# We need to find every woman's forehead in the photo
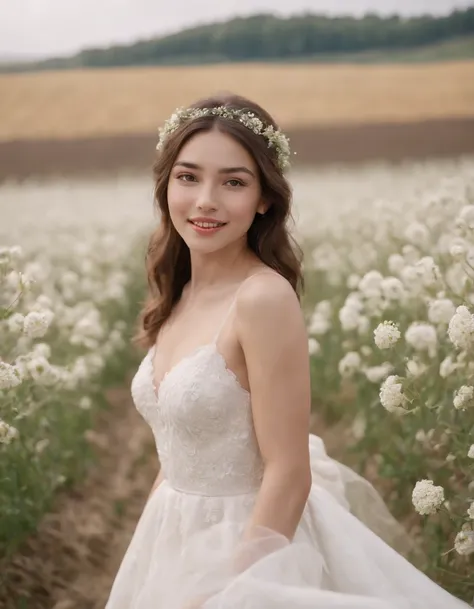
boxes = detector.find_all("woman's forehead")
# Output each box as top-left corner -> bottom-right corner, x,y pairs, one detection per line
176,129 -> 256,170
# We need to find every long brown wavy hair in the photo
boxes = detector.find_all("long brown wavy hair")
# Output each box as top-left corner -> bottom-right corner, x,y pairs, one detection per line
136,92 -> 303,349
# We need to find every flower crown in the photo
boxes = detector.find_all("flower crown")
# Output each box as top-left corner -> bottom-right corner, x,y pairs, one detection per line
156,106 -> 292,171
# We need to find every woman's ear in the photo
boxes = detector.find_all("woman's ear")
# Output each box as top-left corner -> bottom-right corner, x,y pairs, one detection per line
256,199 -> 270,215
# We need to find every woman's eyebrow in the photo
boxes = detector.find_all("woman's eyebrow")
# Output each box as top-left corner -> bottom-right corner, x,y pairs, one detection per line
219,166 -> 255,178
174,161 -> 255,178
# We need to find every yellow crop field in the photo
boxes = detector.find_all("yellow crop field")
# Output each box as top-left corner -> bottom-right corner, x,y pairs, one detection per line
1,61 -> 474,141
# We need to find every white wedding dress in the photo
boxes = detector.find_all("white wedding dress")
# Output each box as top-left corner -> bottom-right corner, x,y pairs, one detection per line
105,277 -> 469,609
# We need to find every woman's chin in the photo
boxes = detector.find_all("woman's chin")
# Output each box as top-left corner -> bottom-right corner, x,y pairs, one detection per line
179,224 -> 249,256
183,236 -> 228,255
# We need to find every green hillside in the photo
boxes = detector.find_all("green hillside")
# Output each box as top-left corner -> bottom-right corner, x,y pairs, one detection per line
293,34 -> 474,64
3,8 -> 474,72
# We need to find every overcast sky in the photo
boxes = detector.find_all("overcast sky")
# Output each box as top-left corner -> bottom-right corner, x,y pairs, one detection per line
0,0 -> 472,59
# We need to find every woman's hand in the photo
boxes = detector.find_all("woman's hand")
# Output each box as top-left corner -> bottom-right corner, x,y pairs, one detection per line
181,593 -> 213,609
181,601 -> 203,609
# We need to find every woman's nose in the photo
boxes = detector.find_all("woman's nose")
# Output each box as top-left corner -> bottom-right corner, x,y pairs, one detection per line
196,187 -> 218,212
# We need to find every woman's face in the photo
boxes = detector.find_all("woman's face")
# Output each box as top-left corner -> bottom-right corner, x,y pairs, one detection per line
167,128 -> 267,254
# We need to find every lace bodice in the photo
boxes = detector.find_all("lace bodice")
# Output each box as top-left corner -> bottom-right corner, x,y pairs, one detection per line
131,343 -> 264,496
130,273 -> 276,497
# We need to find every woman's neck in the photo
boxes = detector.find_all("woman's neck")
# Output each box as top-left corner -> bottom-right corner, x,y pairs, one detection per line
187,248 -> 256,295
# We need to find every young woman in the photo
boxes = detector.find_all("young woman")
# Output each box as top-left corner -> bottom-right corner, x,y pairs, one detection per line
105,94 -> 468,608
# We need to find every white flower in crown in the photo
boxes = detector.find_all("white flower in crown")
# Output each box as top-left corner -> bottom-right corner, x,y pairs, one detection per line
156,106 -> 292,171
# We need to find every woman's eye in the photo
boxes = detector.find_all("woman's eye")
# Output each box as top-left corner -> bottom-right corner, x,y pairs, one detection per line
227,179 -> 244,187
178,174 -> 196,182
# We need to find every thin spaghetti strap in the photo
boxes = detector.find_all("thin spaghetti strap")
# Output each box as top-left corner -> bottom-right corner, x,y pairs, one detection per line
212,269 -> 277,343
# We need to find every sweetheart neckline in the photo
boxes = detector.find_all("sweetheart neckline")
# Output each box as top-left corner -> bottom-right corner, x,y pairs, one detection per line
147,343 -> 251,401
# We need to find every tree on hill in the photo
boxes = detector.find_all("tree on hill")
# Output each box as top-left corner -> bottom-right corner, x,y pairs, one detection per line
5,8 -> 474,71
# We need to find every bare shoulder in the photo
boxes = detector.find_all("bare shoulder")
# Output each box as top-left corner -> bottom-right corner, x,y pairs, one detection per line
235,270 -> 302,329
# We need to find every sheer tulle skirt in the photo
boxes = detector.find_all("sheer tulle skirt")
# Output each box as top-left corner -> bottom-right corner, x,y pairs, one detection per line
105,435 -> 468,608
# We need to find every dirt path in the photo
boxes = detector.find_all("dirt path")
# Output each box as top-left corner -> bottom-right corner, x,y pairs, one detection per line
0,392 -> 363,609
0,384 -> 158,609
2,118 -> 474,181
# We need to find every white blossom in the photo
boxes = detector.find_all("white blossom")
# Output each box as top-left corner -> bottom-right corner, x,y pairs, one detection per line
403,245 -> 421,264
5,270 -> 34,292
468,445 -> 474,459
412,479 -> 445,515
387,253 -> 405,275
315,300 -> 332,317
308,312 -> 330,335
445,263 -> 468,296
351,414 -> 366,440
108,329 -> 125,349
71,357 -> 90,383
23,261 -> 47,283
364,294 -> 385,317
6,313 -> 25,333
0,362 -> 22,390
364,362 -> 393,383
456,205 -> 474,230
13,354 -> 31,380
453,385 -> 474,410
79,397 -> 92,410
0,420 -> 19,444
33,294 -> 54,311
467,502 -> 474,520
373,321 -> 401,349
404,222 -> 430,247
339,305 -> 361,331
357,316 -> 370,335
4,270 -> 21,292
107,280 -> 129,303
406,359 -> 427,378
380,277 -> 406,301
449,242 -> 467,259
400,265 -> 424,296
35,438 -> 50,454
439,355 -> 460,378
61,271 -> 80,289
33,343 -> 52,359
71,310 -> 104,342
414,256 -> 440,288
338,351 -> 361,378
345,292 -> 364,312
466,246 -> 474,268
405,322 -> 437,357
454,526 -> 474,556
311,244 -> 340,273
308,338 -> 321,356
379,375 -> 407,414
85,353 -> 105,374
346,274 -> 360,290
427,299 -> 455,325
8,245 -> 23,261
448,306 -> 474,349
358,271 -> 383,297
23,310 -> 53,338
27,357 -> 59,386
415,429 -> 427,443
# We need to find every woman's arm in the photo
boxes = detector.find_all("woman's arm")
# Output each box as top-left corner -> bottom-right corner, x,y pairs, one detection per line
147,468 -> 165,501
181,275 -> 312,606
236,273 -> 312,544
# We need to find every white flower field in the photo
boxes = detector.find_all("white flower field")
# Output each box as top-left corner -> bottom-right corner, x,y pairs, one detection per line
1,155 -> 473,599
0,174 -> 153,557
302,156 -> 474,598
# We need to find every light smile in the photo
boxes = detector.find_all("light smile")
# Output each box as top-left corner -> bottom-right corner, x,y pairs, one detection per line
189,220 -> 226,228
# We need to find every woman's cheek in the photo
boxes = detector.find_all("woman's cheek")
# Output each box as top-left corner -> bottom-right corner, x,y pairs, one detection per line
168,187 -> 190,221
